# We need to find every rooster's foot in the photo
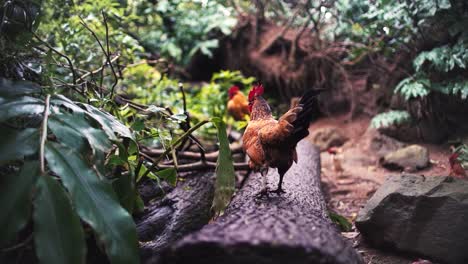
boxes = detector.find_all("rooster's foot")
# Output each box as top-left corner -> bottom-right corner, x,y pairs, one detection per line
270,187 -> 286,195
255,188 -> 270,199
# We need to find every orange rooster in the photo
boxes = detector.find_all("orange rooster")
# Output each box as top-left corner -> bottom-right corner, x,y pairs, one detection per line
449,152 -> 466,178
227,85 -> 250,121
242,84 -> 321,196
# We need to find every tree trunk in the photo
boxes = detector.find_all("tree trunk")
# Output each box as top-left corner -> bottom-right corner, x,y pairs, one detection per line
137,172 -> 215,263
159,140 -> 363,264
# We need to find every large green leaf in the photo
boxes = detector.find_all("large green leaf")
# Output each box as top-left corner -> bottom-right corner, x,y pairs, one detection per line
211,118 -> 235,215
0,161 -> 39,246
50,95 -> 87,115
155,168 -> 177,186
0,78 -> 42,98
80,103 -> 134,140
33,175 -> 86,264
48,112 -> 112,157
0,96 -> 44,123
45,142 -> 139,264
0,127 -> 39,165
112,171 -> 136,213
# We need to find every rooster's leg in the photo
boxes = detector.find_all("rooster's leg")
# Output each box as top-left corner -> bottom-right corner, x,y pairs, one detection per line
272,169 -> 286,194
255,168 -> 269,198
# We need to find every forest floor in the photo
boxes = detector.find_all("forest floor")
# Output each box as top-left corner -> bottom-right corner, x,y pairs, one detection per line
309,114 -> 451,264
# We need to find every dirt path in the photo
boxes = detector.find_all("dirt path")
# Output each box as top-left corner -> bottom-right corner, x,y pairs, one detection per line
308,114 -> 452,264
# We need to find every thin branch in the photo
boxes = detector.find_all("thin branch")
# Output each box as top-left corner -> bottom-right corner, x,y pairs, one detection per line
142,120 -> 210,178
40,95 -> 51,175
0,234 -> 33,253
33,32 -> 77,85
157,161 -> 250,172
79,15 -> 119,98
141,144 -> 244,161
102,11 -> 119,97
77,54 -> 120,82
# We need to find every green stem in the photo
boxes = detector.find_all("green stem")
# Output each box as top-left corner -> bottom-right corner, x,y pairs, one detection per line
142,120 -> 210,179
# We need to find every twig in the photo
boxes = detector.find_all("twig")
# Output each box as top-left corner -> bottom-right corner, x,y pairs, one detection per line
0,235 -> 33,252
141,144 -> 244,161
77,54 -> 120,82
32,33 -> 77,85
102,11 -> 119,97
79,15 -> 119,98
177,82 -> 191,151
142,120 -> 210,178
40,95 -> 51,174
157,161 -> 250,172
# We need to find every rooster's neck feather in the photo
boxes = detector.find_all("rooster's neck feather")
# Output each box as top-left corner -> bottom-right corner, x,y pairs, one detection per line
250,97 -> 272,120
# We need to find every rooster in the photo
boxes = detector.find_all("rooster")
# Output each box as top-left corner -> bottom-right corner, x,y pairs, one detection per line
242,84 -> 321,196
449,152 -> 466,178
227,85 -> 250,121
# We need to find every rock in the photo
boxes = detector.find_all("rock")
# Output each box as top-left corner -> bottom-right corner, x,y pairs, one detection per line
380,145 -> 429,171
356,174 -> 468,264
310,127 -> 348,151
361,128 -> 406,158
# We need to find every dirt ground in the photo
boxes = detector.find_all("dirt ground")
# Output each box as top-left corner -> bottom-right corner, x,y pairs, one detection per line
309,114 -> 452,264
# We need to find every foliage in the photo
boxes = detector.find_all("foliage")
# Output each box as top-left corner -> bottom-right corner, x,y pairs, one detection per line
138,0 -> 237,64
454,144 -> 468,168
211,117 -> 235,215
328,211 -> 352,232
370,110 -> 411,129
394,76 -> 430,100
0,80 -> 139,264
123,69 -> 255,139
335,0 -> 454,55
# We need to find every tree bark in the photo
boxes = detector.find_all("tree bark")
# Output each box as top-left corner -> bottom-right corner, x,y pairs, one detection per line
137,172 -> 215,263
159,140 -> 363,264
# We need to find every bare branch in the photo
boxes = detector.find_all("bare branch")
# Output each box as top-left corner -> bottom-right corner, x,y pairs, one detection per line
157,161 -> 250,172
33,32 -> 77,85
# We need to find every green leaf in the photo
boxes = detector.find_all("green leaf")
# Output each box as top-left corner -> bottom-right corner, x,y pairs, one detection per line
34,175 -> 86,264
112,171 -> 137,213
0,127 -> 39,165
156,168 -> 177,186
211,119 -> 235,215
131,119 -> 145,132
0,96 -> 44,123
371,110 -> 411,128
48,112 -> 112,157
45,142 -> 139,264
0,78 -> 42,98
329,211 -> 352,232
145,105 -> 168,114
170,113 -> 187,122
0,161 -> 39,246
80,103 -> 134,140
51,95 -> 87,115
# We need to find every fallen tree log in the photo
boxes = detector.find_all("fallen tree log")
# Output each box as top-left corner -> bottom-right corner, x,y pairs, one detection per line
159,140 -> 363,264
137,172 -> 215,263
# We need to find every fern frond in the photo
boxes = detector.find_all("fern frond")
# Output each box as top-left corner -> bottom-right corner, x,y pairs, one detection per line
371,110 -> 411,129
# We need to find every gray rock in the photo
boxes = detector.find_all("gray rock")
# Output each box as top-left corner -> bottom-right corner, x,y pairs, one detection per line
361,128 -> 406,157
310,127 -> 348,151
381,145 -> 429,171
356,174 -> 468,264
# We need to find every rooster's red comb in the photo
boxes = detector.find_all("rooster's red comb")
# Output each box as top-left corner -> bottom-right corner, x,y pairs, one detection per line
228,85 -> 240,94
248,84 -> 264,101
